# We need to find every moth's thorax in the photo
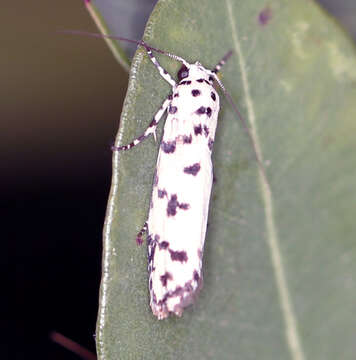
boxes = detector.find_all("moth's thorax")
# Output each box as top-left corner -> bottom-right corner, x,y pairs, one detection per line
180,62 -> 213,83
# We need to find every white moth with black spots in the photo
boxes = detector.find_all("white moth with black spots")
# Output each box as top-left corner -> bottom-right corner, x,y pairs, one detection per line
113,42 -> 232,319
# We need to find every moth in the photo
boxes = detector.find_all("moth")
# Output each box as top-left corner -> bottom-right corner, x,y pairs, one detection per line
60,30 -> 263,319
113,41 -> 232,319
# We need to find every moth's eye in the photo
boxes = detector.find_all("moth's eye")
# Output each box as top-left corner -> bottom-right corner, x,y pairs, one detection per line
177,65 -> 189,81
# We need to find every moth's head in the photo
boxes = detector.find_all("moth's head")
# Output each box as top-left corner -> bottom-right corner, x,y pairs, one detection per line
177,62 -> 213,83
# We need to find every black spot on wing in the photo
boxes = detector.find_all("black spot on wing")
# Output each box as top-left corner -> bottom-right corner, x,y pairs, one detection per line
208,138 -> 214,151
206,107 -> 212,117
172,286 -> 184,297
153,170 -> 159,187
167,194 -> 178,216
152,291 -> 157,305
148,238 -> 156,264
178,203 -> 189,210
183,163 -> 201,176
169,249 -> 188,262
180,80 -> 192,85
197,249 -> 203,259
193,270 -> 200,282
159,241 -> 169,249
191,89 -> 201,97
169,105 -> 177,114
161,140 -> 176,154
184,281 -> 193,293
160,272 -> 173,286
196,106 -> 206,115
197,78 -> 204,83
174,93 -> 179,98
203,125 -> 209,137
194,124 -> 202,136
211,92 -> 216,101
167,194 -> 189,216
183,134 -> 192,144
158,189 -> 167,198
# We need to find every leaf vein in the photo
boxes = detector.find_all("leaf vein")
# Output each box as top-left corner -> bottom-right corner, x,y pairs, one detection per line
225,1 -> 305,359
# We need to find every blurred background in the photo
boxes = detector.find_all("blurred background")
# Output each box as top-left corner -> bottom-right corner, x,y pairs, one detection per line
7,1 -> 355,359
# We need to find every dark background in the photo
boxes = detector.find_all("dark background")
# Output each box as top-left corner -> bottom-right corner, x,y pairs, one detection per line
7,1 -> 355,359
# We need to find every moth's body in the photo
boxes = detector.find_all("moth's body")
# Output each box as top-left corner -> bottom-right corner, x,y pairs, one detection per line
114,46 -> 230,319
147,65 -> 220,319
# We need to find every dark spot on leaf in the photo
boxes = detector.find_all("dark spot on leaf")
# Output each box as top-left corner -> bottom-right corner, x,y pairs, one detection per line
258,7 -> 272,25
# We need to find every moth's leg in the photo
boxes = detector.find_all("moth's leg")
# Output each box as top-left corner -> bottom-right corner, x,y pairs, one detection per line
144,47 -> 176,87
136,222 -> 148,245
112,96 -> 170,151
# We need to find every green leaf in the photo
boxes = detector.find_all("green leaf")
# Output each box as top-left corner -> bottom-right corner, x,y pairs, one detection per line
84,0 -> 131,71
96,0 -> 356,359
86,0 -> 156,64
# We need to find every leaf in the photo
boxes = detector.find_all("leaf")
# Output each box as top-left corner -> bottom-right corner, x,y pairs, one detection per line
87,0 -> 157,62
96,0 -> 356,359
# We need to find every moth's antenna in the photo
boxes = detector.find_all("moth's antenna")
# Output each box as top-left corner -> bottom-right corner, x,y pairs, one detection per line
58,30 -> 158,53
58,30 -> 193,67
212,50 -> 233,74
58,30 -> 176,58
213,73 -> 267,180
